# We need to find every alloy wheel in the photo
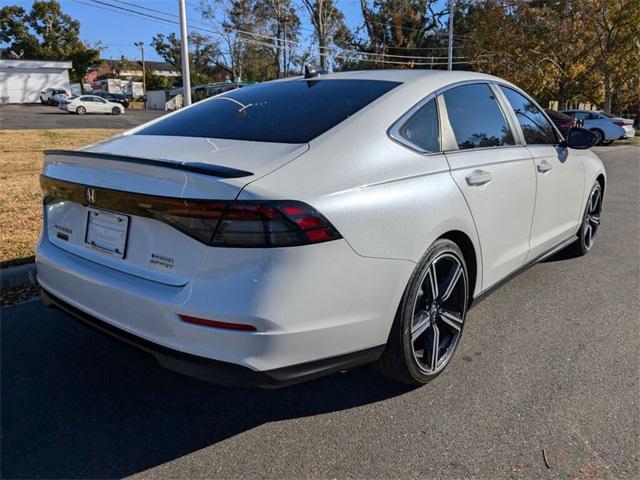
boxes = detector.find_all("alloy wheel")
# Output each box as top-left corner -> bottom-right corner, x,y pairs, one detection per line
583,184 -> 602,250
410,252 -> 468,374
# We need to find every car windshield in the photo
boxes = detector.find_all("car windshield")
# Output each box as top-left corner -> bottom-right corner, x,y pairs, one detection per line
135,79 -> 401,143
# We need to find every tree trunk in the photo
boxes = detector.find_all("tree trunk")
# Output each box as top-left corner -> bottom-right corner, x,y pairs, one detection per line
603,69 -> 612,113
274,23 -> 282,78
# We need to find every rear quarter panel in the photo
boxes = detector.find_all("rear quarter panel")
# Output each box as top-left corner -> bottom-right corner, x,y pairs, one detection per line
240,93 -> 483,297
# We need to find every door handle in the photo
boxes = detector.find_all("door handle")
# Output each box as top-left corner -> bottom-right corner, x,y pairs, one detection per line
465,170 -> 492,187
537,161 -> 553,173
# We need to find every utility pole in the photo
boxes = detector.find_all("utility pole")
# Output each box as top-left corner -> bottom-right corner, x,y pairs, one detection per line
447,0 -> 454,71
178,0 -> 192,106
134,41 -> 146,108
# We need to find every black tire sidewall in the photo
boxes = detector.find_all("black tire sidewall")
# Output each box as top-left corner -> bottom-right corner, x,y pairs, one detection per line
399,239 -> 469,384
591,129 -> 604,145
577,183 -> 602,254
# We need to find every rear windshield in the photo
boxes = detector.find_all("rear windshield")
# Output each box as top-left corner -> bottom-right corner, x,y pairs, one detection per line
136,79 -> 401,143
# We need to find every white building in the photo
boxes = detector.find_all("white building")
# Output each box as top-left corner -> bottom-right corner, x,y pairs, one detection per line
0,59 -> 72,103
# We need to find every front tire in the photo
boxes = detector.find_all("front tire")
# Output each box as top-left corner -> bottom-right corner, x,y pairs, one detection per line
377,239 -> 469,385
112,107 -> 121,115
567,182 -> 603,257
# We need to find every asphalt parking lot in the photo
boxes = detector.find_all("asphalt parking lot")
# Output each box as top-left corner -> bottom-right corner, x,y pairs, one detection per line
0,103 -> 167,129
1,145 -> 638,479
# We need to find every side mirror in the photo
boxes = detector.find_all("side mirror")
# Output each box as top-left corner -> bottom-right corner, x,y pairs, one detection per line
560,127 -> 597,150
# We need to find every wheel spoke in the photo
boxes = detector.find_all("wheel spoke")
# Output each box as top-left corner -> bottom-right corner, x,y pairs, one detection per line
585,224 -> 592,247
439,309 -> 463,333
428,325 -> 440,371
427,263 -> 438,300
441,262 -> 462,302
590,215 -> 600,226
411,312 -> 430,341
590,189 -> 601,213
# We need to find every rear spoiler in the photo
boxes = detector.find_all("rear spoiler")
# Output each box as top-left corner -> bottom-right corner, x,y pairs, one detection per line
45,149 -> 253,179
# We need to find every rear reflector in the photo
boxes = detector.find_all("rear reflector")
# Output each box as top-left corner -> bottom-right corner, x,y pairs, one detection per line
179,314 -> 257,331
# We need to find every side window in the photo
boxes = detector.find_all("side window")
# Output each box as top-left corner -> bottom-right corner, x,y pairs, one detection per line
397,98 -> 440,152
79,96 -> 92,102
442,83 -> 514,150
499,86 -> 558,145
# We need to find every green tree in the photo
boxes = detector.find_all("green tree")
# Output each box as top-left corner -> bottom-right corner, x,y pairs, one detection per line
0,1 -> 100,85
151,31 -> 224,85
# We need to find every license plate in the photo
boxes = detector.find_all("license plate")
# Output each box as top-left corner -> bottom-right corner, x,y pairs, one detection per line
85,208 -> 129,259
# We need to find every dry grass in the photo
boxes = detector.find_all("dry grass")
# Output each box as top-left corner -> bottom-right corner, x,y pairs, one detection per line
0,129 -> 122,263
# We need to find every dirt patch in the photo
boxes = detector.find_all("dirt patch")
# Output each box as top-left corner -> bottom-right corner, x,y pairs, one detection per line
0,129 -> 122,262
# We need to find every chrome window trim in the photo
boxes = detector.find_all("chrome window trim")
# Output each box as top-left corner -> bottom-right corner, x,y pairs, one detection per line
387,78 -> 564,156
387,93 -> 443,155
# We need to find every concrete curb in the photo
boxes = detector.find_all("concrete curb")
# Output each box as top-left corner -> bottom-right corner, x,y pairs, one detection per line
1,262 -> 37,289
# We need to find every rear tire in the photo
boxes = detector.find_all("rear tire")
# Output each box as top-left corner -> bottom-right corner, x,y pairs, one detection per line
76,106 -> 86,115
376,239 -> 469,385
590,128 -> 605,145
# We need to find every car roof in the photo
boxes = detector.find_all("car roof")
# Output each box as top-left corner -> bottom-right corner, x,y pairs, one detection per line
282,69 -> 506,87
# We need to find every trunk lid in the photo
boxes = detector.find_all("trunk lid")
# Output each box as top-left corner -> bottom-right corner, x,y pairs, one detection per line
42,135 -> 308,286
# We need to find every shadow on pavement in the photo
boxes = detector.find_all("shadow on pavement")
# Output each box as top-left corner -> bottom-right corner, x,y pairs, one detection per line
1,301 -> 410,479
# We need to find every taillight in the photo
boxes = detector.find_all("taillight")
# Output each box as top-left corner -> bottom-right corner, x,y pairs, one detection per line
155,199 -> 341,247
40,176 -> 340,248
612,121 -> 625,127
209,200 -> 341,247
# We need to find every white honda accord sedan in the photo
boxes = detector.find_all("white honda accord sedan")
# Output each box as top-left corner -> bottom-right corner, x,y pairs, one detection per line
37,69 -> 605,387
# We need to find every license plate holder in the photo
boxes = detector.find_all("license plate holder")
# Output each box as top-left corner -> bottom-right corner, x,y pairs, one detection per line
85,208 -> 129,259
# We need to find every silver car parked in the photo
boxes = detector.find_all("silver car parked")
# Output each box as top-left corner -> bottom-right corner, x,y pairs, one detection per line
38,70 -> 605,387
561,109 -> 632,145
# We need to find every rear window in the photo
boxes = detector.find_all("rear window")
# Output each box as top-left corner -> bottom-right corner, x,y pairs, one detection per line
136,79 -> 401,143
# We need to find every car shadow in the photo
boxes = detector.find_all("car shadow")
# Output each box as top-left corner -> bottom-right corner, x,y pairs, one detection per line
1,302 -> 411,479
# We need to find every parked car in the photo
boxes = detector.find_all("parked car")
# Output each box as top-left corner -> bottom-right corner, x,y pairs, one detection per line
94,91 -> 130,108
59,95 -> 125,115
545,109 -> 576,137
597,111 -> 636,139
40,88 -> 69,105
560,109 -> 628,145
38,70 -> 604,387
50,92 -> 70,105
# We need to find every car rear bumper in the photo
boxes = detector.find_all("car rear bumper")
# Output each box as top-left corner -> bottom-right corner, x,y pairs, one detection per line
40,288 -> 384,387
36,233 -> 412,384
622,126 -> 636,138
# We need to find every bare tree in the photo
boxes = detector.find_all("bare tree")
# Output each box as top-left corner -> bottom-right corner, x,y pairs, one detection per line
301,0 -> 348,69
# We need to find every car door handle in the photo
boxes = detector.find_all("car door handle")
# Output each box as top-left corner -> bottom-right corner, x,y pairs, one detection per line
537,161 -> 553,173
465,170 -> 493,187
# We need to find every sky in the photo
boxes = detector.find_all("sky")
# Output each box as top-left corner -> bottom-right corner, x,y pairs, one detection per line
7,0 -> 377,62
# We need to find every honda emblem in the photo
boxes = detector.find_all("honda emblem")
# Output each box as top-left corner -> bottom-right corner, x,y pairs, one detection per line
85,187 -> 96,205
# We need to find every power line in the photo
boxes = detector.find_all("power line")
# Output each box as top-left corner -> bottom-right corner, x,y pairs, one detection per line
76,0 -> 484,66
